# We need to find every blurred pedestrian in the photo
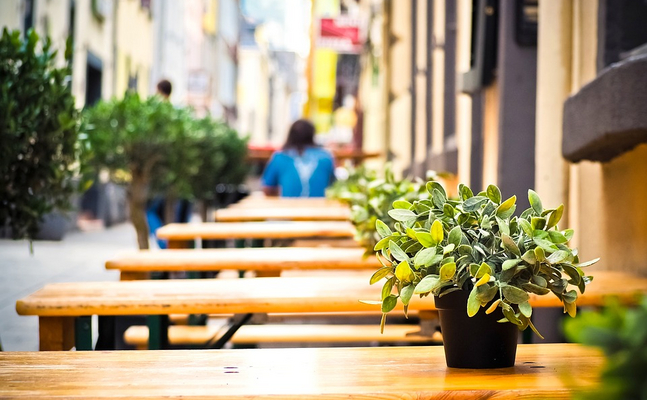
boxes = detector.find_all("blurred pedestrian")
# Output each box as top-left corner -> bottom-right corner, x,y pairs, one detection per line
146,79 -> 191,248
261,119 -> 335,197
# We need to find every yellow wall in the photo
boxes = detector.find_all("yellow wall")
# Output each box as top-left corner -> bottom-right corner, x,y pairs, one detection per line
115,0 -> 153,97
455,0 -> 473,185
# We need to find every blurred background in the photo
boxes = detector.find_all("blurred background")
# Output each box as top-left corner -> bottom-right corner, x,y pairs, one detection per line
2,0 -> 647,274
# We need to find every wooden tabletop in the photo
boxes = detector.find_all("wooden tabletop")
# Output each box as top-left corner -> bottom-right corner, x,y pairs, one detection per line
106,247 -> 379,272
232,197 -> 345,208
215,206 -> 351,222
0,344 -> 601,399
155,221 -> 356,240
16,271 -> 647,317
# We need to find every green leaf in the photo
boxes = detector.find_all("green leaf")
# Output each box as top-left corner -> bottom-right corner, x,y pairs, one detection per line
519,301 -> 532,318
534,247 -> 546,262
527,318 -> 544,339
564,300 -> 576,317
387,208 -> 417,223
381,278 -> 394,300
426,181 -> 447,199
576,258 -> 600,268
533,237 -> 558,253
469,263 -> 480,277
393,200 -> 413,209
414,248 -> 442,268
373,236 -> 391,251
563,229 -> 574,241
432,189 -> 446,208
440,262 -> 457,280
416,232 -> 434,248
414,275 -> 440,294
502,306 -> 522,326
521,250 -> 537,265
501,285 -> 530,304
459,183 -> 474,200
442,243 -> 455,255
467,286 -> 481,317
463,196 -> 489,212
531,216 -> 547,230
502,233 -> 521,256
381,295 -> 398,313
370,266 -> 391,285
496,195 -> 517,218
476,262 -> 492,279
518,219 -> 533,237
547,250 -> 570,264
400,285 -> 414,306
528,189 -> 543,215
389,241 -> 409,262
448,226 -> 462,247
487,184 -> 502,204
521,282 -> 550,295
375,220 -> 392,238
476,282 -> 497,302
548,231 -> 568,244
502,259 -> 522,271
563,289 -> 577,304
546,204 -> 564,229
394,260 -> 414,282
430,220 -> 444,245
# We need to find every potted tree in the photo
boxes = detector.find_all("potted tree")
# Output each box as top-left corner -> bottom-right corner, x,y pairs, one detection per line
370,182 -> 599,368
0,29 -> 82,244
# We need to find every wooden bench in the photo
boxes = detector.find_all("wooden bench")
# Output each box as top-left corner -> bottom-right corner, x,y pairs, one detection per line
0,344 -> 603,399
215,206 -> 351,222
123,324 -> 442,349
156,221 -> 356,248
232,197 -> 345,208
16,271 -> 647,350
106,247 -> 380,280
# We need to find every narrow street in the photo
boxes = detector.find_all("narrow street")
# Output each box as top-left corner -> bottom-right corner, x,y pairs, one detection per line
0,224 -> 138,351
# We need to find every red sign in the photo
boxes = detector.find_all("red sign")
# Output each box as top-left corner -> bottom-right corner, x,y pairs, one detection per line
317,17 -> 362,53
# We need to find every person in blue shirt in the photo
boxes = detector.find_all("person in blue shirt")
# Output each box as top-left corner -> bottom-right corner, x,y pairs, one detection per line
261,119 -> 335,197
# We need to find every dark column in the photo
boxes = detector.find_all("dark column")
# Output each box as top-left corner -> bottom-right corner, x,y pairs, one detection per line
495,0 -> 537,209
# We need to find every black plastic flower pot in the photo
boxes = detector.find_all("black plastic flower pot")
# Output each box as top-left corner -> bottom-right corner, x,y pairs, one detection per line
434,290 -> 519,368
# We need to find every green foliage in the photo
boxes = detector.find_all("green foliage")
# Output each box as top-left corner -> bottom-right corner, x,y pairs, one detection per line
371,182 -> 599,334
327,165 -> 432,253
564,298 -> 647,400
0,29 -> 81,241
80,93 -> 248,201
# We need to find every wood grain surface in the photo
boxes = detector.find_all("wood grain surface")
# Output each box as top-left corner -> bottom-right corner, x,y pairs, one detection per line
16,271 -> 647,317
0,344 -> 602,399
231,197 -> 345,208
214,206 -> 351,222
106,247 -> 379,272
155,221 -> 356,240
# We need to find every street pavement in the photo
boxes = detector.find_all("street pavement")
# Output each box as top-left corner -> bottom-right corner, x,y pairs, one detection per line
0,223 -> 138,351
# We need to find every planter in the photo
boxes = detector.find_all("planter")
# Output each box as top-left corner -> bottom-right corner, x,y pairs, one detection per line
434,289 -> 519,368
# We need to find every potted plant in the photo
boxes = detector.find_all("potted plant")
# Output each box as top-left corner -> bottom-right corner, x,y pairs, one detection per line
0,29 -> 82,244
370,181 -> 599,368
327,165 -> 437,253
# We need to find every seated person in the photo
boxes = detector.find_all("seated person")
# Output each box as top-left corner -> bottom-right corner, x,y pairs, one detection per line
261,119 -> 335,197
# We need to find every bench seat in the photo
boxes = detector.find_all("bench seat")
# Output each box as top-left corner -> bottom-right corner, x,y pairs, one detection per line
124,324 -> 441,349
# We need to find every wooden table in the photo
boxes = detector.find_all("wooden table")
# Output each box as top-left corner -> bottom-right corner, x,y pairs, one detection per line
214,206 -> 351,222
232,197 -> 345,208
156,221 -> 356,244
16,271 -> 647,350
106,247 -> 379,280
0,344 -> 602,399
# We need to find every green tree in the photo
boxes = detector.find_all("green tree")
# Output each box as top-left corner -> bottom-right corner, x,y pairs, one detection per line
81,94 -> 249,249
0,29 -> 81,242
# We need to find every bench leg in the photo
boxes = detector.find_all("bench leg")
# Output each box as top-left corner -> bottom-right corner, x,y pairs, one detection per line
209,313 -> 254,349
74,316 -> 93,350
39,317 -> 74,351
147,315 -> 170,350
120,271 -> 150,281
95,316 -> 117,350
